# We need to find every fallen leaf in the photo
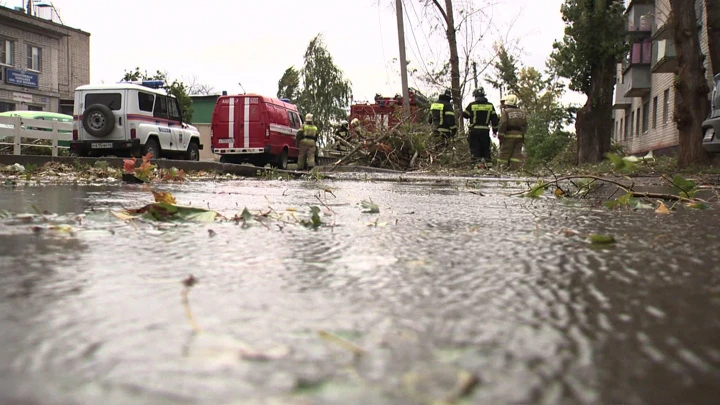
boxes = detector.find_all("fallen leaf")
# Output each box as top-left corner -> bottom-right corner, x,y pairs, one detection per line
152,190 -> 177,205
590,234 -> 616,244
655,201 -> 671,214
317,330 -> 365,356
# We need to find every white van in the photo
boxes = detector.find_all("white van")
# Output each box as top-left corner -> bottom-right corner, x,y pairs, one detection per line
70,81 -> 202,160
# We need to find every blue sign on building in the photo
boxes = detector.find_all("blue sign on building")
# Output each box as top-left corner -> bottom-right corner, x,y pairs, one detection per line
5,68 -> 39,88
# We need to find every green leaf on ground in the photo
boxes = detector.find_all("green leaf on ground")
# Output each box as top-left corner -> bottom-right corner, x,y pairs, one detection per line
523,181 -> 547,198
589,234 -> 616,244
301,206 -> 322,229
119,202 -> 219,222
671,174 -> 697,198
361,200 -> 380,213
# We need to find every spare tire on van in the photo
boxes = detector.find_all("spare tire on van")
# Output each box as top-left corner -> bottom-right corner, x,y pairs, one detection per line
82,104 -> 115,137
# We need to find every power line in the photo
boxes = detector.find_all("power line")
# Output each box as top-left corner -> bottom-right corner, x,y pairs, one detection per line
378,3 -> 392,91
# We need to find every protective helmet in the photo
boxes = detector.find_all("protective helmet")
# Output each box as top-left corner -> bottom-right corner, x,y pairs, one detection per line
340,120 -> 348,127
443,88 -> 452,98
472,87 -> 486,98
350,118 -> 360,127
502,94 -> 518,106
305,113 -> 314,122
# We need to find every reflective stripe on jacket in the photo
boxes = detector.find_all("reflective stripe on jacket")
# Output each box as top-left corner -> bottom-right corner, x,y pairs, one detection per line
301,124 -> 318,140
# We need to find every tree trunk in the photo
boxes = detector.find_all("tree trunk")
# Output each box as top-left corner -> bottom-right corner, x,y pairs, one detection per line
431,0 -> 462,132
706,0 -> 720,75
669,1 -> 710,167
444,0 -> 462,122
575,55 -> 616,164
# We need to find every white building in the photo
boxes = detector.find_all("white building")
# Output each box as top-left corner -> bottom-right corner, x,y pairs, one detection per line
613,0 -> 713,155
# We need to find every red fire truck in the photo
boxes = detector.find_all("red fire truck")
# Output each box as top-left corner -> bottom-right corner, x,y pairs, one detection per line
348,89 -> 428,133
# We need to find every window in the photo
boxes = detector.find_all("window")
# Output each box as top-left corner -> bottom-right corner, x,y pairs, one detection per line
168,98 -> 181,122
27,105 -> 43,111
663,89 -> 670,123
615,121 -> 619,141
154,96 -> 168,118
26,44 -> 41,71
86,93 -> 122,110
0,38 -> 13,66
636,108 -> 641,135
642,100 -> 649,133
288,111 -> 301,129
620,118 -> 624,140
138,92 -> 155,112
630,111 -> 635,137
652,96 -> 658,129
0,101 -> 16,112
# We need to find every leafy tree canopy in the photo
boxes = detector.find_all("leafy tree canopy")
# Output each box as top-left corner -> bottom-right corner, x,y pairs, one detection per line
122,68 -> 194,123
278,34 -> 351,143
550,0 -> 626,95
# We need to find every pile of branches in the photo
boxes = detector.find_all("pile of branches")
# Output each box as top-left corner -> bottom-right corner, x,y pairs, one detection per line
328,119 -> 473,171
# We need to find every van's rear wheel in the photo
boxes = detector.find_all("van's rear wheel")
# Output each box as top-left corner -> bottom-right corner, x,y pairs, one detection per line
274,149 -> 288,170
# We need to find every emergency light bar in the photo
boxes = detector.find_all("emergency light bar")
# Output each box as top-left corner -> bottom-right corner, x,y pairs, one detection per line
121,80 -> 166,89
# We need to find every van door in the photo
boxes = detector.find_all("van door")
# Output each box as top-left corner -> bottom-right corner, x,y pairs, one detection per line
153,95 -> 174,150
168,97 -> 183,151
82,90 -> 127,140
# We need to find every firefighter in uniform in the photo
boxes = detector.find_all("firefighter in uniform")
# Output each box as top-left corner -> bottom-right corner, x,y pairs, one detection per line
497,94 -> 527,170
428,88 -> 457,147
296,113 -> 319,170
462,87 -> 499,167
333,120 -> 351,151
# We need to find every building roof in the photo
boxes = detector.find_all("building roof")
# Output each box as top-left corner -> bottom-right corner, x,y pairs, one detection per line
0,5 -> 90,37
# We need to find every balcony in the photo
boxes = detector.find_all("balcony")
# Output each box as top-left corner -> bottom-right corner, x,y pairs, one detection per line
652,38 -> 676,73
613,79 -> 631,109
623,65 -> 651,97
626,0 -> 653,38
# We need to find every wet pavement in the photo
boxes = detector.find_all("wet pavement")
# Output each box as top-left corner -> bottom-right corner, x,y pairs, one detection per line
0,174 -> 719,405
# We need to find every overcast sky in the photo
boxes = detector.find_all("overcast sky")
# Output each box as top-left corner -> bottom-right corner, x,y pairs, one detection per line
11,0 -> 584,105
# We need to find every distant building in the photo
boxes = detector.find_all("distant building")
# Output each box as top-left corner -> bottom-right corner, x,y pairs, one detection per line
190,94 -> 221,161
613,0 -> 713,155
0,4 -> 89,115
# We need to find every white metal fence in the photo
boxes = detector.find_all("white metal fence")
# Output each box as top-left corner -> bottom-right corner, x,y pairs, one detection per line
0,116 -> 73,157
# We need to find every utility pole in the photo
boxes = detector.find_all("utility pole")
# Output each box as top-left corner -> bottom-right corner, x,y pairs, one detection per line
396,0 -> 410,117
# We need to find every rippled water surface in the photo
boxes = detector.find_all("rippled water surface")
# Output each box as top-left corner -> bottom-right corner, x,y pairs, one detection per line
1,176 -> 719,405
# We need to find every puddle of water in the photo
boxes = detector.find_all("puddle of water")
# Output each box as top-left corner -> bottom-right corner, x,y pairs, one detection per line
0,178 -> 719,404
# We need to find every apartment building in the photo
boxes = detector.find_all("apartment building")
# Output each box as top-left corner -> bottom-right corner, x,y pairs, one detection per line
612,0 -> 713,155
0,4 -> 89,115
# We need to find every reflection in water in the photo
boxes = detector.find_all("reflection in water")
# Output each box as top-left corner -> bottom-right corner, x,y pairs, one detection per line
0,179 -> 718,404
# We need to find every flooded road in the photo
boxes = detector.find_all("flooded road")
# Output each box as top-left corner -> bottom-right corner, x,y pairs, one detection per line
0,174 -> 719,405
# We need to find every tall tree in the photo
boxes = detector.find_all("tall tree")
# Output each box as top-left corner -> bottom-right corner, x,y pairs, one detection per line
427,0 -> 462,118
706,0 -> 720,75
397,0 -> 500,125
295,34 -> 351,144
669,0 -> 710,166
122,68 -> 193,123
276,67 -> 301,102
485,42 -> 520,99
551,0 -> 626,164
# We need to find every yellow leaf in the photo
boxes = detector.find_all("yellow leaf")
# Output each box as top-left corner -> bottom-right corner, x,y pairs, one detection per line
112,210 -> 138,221
554,187 -> 565,197
286,207 -> 297,212
152,190 -> 177,205
655,201 -> 671,214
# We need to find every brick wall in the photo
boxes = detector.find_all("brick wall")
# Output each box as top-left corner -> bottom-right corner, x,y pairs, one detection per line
0,6 -> 89,113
